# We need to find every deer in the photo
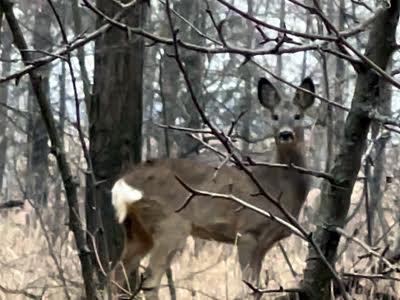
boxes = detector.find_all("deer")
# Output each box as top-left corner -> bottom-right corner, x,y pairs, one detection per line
111,77 -> 316,299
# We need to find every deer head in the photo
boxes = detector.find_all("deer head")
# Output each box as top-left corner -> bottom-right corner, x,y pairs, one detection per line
258,77 -> 315,147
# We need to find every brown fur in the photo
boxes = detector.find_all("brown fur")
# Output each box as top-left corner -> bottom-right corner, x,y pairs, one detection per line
123,205 -> 154,254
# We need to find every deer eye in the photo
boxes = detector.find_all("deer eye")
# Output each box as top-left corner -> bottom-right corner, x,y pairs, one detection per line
294,114 -> 301,120
272,114 -> 279,121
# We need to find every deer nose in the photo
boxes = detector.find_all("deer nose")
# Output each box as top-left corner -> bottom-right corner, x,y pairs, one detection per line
279,130 -> 294,142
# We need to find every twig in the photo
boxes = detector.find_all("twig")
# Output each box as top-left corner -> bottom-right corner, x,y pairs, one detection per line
26,198 -> 71,300
80,0 -> 400,131
80,0 -> 359,65
342,272 -> 400,282
174,174 -> 304,238
0,284 -> 41,299
291,0 -> 400,89
333,227 -> 399,273
243,280 -> 302,295
158,0 -> 221,45
278,242 -> 298,278
156,123 -> 211,134
245,158 -> 336,185
166,267 -> 177,300
0,8 -> 127,84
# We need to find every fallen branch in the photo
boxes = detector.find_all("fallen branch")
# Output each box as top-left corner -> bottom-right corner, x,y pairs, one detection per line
0,200 -> 23,210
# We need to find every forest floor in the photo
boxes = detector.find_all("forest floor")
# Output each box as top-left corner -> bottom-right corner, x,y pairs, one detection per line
0,182 -> 398,299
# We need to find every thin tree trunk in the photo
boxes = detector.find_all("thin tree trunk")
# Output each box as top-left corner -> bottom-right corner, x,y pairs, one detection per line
300,12 -> 311,80
0,29 -> 12,192
159,59 -> 172,158
72,0 -> 91,109
26,4 -> 51,208
368,60 -> 392,244
300,2 -> 399,299
320,53 -> 332,172
276,0 -> 285,79
240,0 -> 255,152
333,0 -> 346,144
53,60 -> 67,240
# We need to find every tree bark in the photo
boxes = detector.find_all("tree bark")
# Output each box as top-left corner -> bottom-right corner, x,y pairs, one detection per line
87,0 -> 147,285
0,28 -> 11,192
369,61 -> 392,244
53,60 -> 67,240
332,0 -> 346,145
300,1 -> 400,299
26,4 -> 51,207
240,0 -> 256,153
72,0 -> 91,109
176,0 -> 206,157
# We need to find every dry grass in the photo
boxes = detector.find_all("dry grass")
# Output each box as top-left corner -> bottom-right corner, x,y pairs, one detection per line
156,236 -> 307,300
1,183 -> 399,300
0,208 -> 82,300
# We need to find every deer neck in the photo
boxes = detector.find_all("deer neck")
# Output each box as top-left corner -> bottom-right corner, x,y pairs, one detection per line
275,142 -> 306,167
272,142 -> 309,216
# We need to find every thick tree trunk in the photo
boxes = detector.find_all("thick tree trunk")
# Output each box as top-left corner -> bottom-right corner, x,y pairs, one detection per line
300,2 -> 399,299
87,0 -> 147,285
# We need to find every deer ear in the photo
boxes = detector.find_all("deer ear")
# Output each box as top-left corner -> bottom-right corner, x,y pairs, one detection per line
293,77 -> 315,110
258,78 -> 281,110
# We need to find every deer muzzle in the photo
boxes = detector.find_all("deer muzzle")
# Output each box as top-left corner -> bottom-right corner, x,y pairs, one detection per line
278,130 -> 295,143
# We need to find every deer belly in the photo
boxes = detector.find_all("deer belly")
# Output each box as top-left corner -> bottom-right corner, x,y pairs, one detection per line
191,222 -> 237,243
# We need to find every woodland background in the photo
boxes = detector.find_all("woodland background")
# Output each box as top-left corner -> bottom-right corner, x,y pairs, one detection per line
0,0 -> 400,299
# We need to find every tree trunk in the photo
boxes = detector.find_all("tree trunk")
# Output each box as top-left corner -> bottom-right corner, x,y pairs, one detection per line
368,61 -> 392,244
332,0 -> 346,145
240,0 -> 256,153
0,29 -> 11,192
53,60 -> 67,240
26,5 -> 51,208
300,2 -> 399,299
176,1 -> 205,157
87,0 -> 147,286
72,0 -> 91,108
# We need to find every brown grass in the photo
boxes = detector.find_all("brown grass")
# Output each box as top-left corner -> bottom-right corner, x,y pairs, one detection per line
1,182 -> 399,299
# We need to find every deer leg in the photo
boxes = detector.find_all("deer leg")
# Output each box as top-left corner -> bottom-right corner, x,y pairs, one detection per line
237,233 -> 263,284
193,238 -> 206,257
113,239 -> 149,292
142,216 -> 190,300
112,205 -> 154,297
142,246 -> 182,300
237,233 -> 268,300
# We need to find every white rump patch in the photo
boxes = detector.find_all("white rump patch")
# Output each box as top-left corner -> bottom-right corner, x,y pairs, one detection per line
112,179 -> 143,223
